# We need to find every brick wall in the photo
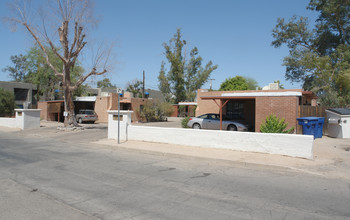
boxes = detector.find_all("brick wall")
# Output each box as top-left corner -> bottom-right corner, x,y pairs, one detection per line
255,96 -> 298,132
37,102 -> 47,120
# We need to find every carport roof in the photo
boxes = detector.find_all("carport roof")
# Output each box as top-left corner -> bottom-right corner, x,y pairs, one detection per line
200,91 -> 302,100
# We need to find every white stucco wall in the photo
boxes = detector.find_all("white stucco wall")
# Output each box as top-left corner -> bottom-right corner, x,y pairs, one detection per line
108,110 -> 133,141
0,118 -> 17,128
19,109 -> 41,129
107,111 -> 314,159
126,126 -> 313,159
0,109 -> 41,130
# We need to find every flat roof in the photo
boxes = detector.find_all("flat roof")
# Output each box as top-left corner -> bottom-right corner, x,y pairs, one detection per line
201,91 -> 302,100
75,96 -> 96,102
178,102 -> 197,105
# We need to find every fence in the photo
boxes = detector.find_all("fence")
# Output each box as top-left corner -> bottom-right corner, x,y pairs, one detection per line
297,106 -> 328,134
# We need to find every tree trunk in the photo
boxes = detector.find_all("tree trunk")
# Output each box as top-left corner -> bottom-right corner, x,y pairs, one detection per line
63,66 -> 78,127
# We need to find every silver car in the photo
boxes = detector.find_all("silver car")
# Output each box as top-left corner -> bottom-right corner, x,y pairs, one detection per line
187,113 -> 248,131
76,109 -> 98,124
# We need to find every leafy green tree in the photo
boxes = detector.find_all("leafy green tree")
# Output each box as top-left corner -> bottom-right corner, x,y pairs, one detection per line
97,78 -> 116,89
272,0 -> 350,106
219,76 -> 249,91
260,114 -> 294,133
158,61 -> 173,102
126,80 -> 143,98
2,54 -> 29,82
0,88 -> 16,117
245,77 -> 259,90
26,46 -> 62,101
159,29 -> 218,103
24,46 -> 85,101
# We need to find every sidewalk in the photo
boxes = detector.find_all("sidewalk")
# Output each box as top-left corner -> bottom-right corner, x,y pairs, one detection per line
95,136 -> 350,180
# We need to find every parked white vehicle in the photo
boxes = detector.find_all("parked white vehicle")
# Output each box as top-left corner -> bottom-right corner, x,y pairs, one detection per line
187,113 -> 248,131
76,109 -> 98,124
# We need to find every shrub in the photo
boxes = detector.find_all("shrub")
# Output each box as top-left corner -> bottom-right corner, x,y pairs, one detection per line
0,88 -> 16,117
138,100 -> 173,122
260,114 -> 294,133
181,116 -> 190,128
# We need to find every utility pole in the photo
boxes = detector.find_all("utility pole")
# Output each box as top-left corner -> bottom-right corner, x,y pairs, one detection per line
208,78 -> 215,90
142,70 -> 145,98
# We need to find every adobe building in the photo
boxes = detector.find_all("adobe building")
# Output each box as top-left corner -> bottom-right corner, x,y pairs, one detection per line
196,89 -> 317,132
38,91 -> 157,123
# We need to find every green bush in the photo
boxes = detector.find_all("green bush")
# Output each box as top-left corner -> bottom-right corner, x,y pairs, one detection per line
0,88 -> 16,117
181,116 -> 190,128
260,114 -> 294,133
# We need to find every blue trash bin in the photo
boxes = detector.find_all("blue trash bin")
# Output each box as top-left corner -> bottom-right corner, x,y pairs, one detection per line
315,117 -> 325,139
297,117 -> 324,139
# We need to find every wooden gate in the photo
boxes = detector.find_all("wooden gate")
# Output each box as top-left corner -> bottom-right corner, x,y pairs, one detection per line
297,106 -> 328,134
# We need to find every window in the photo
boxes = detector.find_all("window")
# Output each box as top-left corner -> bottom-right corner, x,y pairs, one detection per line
198,114 -> 208,119
226,102 -> 245,120
14,88 -> 28,101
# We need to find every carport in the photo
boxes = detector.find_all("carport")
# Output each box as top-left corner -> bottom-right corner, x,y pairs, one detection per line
74,97 -> 96,114
200,95 -> 256,131
197,90 -> 303,133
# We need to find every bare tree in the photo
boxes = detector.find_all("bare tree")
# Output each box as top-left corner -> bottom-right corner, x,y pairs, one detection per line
4,0 -> 112,127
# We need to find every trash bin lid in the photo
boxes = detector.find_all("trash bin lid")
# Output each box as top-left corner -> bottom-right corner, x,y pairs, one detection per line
297,117 -> 320,121
327,108 -> 350,115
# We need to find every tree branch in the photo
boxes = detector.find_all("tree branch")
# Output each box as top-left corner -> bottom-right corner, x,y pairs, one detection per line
69,22 -> 79,55
72,68 -> 107,90
22,22 -> 63,77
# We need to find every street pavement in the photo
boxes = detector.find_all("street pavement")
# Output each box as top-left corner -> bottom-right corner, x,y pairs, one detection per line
0,121 -> 349,219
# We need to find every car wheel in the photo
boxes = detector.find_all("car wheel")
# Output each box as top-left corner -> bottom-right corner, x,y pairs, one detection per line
227,124 -> 237,131
78,118 -> 83,124
192,123 -> 201,129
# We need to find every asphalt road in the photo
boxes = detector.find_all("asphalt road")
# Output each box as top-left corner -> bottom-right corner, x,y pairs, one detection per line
0,128 -> 349,220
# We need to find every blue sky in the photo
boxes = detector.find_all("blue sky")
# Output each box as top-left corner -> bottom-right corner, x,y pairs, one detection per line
0,0 -> 318,90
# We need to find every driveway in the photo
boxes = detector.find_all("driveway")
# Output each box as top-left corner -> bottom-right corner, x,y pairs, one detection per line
132,117 -> 183,128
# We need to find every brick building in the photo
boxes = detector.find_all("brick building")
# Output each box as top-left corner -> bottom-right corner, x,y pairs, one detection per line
196,89 -> 317,132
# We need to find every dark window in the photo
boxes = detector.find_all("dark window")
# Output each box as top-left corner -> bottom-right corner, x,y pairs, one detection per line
226,102 -> 245,120
14,88 -> 28,101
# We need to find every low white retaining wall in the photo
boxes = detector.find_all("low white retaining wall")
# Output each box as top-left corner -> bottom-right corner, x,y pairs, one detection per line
107,111 -> 314,159
0,109 -> 41,130
0,118 -> 17,128
128,126 -> 314,159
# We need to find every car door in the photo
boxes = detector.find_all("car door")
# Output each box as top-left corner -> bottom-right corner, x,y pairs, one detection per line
205,114 -> 220,130
200,114 -> 210,129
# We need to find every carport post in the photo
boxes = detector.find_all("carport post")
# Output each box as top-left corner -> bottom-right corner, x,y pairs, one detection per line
118,94 -> 120,144
219,99 -> 230,130
220,99 -> 223,130
211,98 -> 230,130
